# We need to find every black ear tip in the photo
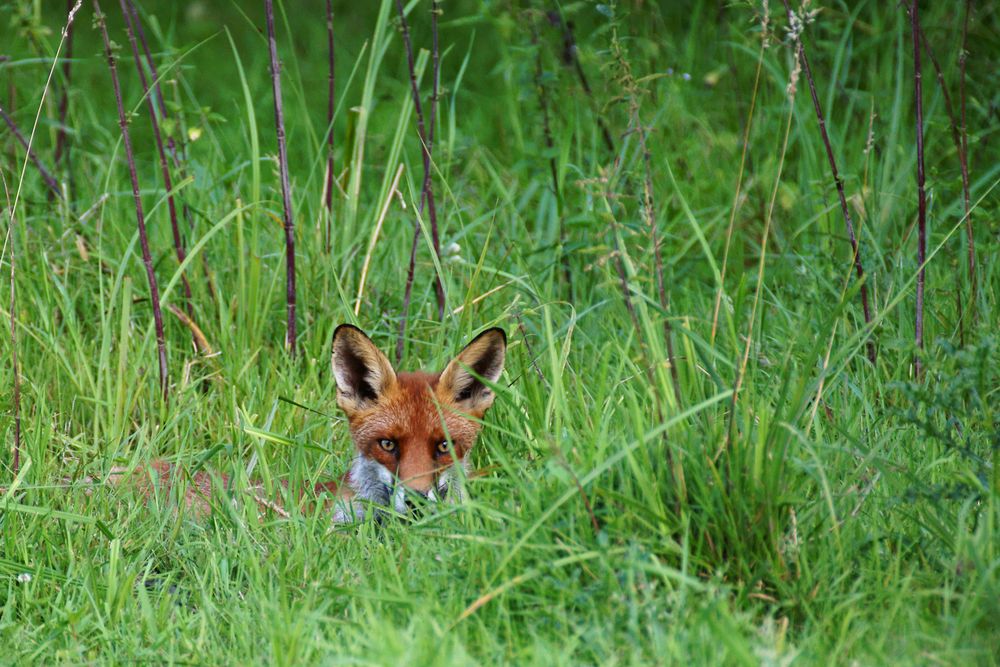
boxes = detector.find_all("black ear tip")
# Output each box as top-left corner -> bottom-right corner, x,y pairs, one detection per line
333,323 -> 367,343
484,327 -> 507,345
461,326 -> 507,350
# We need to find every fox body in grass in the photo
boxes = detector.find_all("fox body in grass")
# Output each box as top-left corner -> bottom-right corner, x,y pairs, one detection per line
112,325 -> 507,522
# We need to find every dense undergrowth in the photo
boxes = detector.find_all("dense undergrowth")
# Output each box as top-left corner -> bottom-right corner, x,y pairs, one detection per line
0,1 -> 998,664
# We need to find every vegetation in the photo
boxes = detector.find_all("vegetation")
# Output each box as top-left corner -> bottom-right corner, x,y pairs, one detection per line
1,1 -> 997,663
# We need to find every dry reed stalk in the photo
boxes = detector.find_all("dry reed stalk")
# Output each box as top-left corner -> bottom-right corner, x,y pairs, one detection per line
355,163 -> 405,316
609,29 -> 682,406
907,0 -> 975,341
324,0 -> 336,253
264,0 -> 298,355
530,17 -> 572,297
781,0 -> 875,365
711,35 -> 765,346
120,0 -> 193,316
0,108 -> 62,198
547,10 -> 615,154
910,1 -> 927,378
959,1 -> 975,317
53,0 -> 76,176
395,0 -> 446,362
94,0 -> 169,398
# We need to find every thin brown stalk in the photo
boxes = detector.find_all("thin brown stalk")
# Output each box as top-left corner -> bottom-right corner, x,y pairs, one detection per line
167,304 -> 213,355
530,18 -> 572,296
120,0 -> 193,317
53,0 -> 75,174
324,0 -> 336,253
548,10 -> 615,154
711,44 -> 763,346
516,318 -> 548,386
397,227 -> 421,364
124,1 -> 166,116
94,0 -> 169,398
638,135 -> 682,407
907,0 -> 974,340
0,108 -> 62,198
427,0 -> 444,318
910,1 -> 927,378
959,1 -> 975,315
127,0 -> 214,308
531,21 -> 560,205
781,0 -> 875,365
597,36 -> 651,387
356,163 -> 405,317
726,96 -> 796,453
395,0 -> 446,362
130,4 -> 216,310
610,31 -> 682,406
125,0 -> 184,164
427,1 -> 441,153
264,0 -> 297,355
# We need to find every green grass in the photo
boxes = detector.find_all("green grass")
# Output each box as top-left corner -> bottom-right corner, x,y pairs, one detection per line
1,0 -> 998,663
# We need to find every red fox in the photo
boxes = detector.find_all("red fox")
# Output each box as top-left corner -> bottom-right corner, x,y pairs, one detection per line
108,325 -> 507,522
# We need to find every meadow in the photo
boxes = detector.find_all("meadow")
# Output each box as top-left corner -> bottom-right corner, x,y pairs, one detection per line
1,0 -> 998,664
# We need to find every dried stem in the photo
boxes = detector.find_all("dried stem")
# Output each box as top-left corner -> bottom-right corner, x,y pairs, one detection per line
395,0 -> 446,362
910,1 -> 927,378
126,0 -> 213,307
727,97 -> 796,453
610,30 -> 682,406
53,0 -> 75,174
638,134 -> 682,407
324,0 -> 335,253
516,317 -> 548,386
531,22 -> 560,205
427,0 -> 444,318
781,0 -> 876,365
548,10 -> 615,154
712,43 -> 763,345
397,227 -> 421,363
611,229 -> 643,347
530,18 -> 572,296
907,0 -> 975,339
94,0 -> 169,397
959,1 -> 975,316
0,107 -> 63,198
120,0 -> 193,316
355,163 -> 405,317
264,0 -> 298,355
124,0 -> 181,165
427,0 -> 441,153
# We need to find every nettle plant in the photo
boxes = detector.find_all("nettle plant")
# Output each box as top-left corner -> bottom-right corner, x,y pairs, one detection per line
893,336 -> 998,517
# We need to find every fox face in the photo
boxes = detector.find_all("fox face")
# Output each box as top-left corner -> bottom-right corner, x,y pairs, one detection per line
331,324 -> 506,520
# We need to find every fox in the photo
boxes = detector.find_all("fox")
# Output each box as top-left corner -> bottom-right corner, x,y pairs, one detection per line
106,324 -> 507,522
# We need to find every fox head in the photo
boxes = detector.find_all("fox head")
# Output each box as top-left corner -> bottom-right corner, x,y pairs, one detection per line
331,324 -> 506,517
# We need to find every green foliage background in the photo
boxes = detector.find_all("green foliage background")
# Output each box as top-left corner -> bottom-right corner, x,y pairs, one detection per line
0,1 -> 997,663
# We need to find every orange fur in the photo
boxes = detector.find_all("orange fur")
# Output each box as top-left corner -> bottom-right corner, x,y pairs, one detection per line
110,325 -> 506,522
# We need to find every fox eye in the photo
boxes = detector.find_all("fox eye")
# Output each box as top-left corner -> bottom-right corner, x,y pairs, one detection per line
378,438 -> 397,452
436,441 -> 450,455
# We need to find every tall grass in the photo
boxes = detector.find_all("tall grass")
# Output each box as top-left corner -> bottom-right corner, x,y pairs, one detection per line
0,1 -> 997,664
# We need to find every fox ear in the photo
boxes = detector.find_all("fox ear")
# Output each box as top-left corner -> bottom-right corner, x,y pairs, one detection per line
438,328 -> 507,414
332,324 -> 397,413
